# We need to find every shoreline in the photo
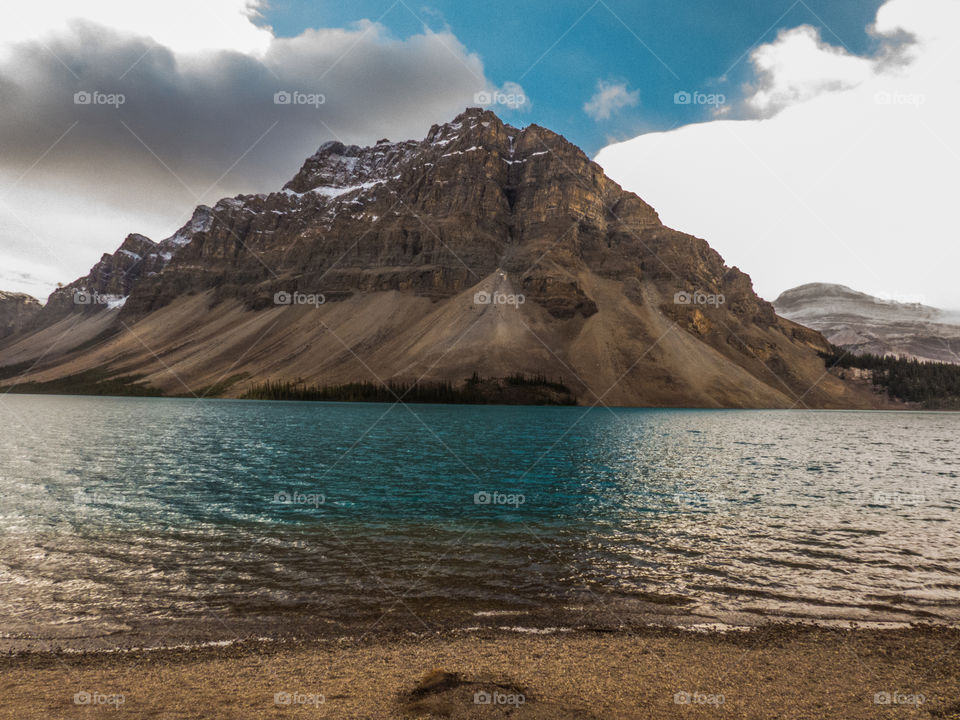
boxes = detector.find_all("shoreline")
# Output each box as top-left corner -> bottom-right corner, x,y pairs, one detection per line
2,624 -> 959,719
0,388 -> 934,410
7,598 -> 958,656
2,618 -> 952,657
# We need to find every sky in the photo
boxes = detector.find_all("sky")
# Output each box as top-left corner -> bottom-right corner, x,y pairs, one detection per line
0,0 -> 956,309
595,0 -> 960,308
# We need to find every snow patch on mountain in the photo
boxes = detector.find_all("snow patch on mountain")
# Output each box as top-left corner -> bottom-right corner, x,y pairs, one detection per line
775,283 -> 960,364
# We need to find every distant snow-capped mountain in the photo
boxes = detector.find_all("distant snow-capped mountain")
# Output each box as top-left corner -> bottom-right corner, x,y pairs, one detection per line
774,283 -> 960,364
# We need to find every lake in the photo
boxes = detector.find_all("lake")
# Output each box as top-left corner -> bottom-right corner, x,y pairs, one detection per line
1,395 -> 958,650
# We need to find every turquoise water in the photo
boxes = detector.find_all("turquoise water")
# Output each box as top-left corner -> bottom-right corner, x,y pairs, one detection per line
1,395 -> 959,649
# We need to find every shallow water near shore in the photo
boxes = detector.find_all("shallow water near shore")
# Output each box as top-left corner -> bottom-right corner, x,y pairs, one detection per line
1,395 -> 958,651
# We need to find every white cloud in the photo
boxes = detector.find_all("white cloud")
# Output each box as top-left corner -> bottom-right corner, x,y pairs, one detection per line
583,80 -> 639,121
473,80 -> 531,112
744,25 -> 874,117
0,0 -> 272,55
595,0 -> 960,309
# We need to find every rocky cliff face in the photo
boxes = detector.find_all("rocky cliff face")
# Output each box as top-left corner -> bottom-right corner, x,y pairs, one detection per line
40,206 -> 215,320
775,283 -> 960,364
0,291 -> 41,340
0,109 -> 883,409
111,109 -> 769,325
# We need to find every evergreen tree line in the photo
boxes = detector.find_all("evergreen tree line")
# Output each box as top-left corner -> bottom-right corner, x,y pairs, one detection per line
242,373 -> 573,404
470,371 -> 571,394
820,345 -> 960,407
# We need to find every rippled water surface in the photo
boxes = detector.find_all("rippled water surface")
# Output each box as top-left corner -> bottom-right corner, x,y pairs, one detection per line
1,395 -> 958,649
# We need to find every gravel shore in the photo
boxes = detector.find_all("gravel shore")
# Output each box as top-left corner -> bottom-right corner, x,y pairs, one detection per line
2,625 -> 959,718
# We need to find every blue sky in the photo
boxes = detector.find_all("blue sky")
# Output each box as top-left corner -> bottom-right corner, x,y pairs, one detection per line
260,0 -> 885,153
3,0 -> 956,307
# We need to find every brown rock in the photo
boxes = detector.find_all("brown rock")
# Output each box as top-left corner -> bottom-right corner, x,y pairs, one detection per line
0,109 -> 889,409
0,291 -> 41,340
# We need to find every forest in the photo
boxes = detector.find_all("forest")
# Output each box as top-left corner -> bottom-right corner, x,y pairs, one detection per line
820,345 -> 960,408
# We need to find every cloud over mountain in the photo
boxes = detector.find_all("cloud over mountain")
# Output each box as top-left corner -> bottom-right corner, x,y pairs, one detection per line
0,3 -> 516,297
596,0 -> 960,309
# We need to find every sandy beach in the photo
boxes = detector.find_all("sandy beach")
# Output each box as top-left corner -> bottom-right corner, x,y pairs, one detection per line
2,625 -> 958,719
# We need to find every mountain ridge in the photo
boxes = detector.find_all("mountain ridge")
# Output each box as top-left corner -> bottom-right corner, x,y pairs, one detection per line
0,291 -> 41,340
774,282 -> 960,364
0,109 -> 886,409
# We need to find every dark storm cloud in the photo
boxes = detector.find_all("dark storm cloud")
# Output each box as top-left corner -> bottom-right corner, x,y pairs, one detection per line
0,19 -> 512,296
0,19 -> 492,208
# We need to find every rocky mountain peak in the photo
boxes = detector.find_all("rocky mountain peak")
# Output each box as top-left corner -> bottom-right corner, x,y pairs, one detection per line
774,282 -> 960,363
427,107 -> 510,142
0,291 -> 36,302
117,233 -> 156,256
160,205 -> 215,249
37,206 -> 217,320
0,291 -> 41,340
282,107 -> 590,202
1,109 -> 886,409
775,283 -> 866,306
284,136 -> 419,195
34,108 -> 747,326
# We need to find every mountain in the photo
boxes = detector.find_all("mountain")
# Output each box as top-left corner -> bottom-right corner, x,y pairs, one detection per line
0,109 -> 884,409
36,207 -> 215,321
774,283 -> 960,364
0,291 -> 41,340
